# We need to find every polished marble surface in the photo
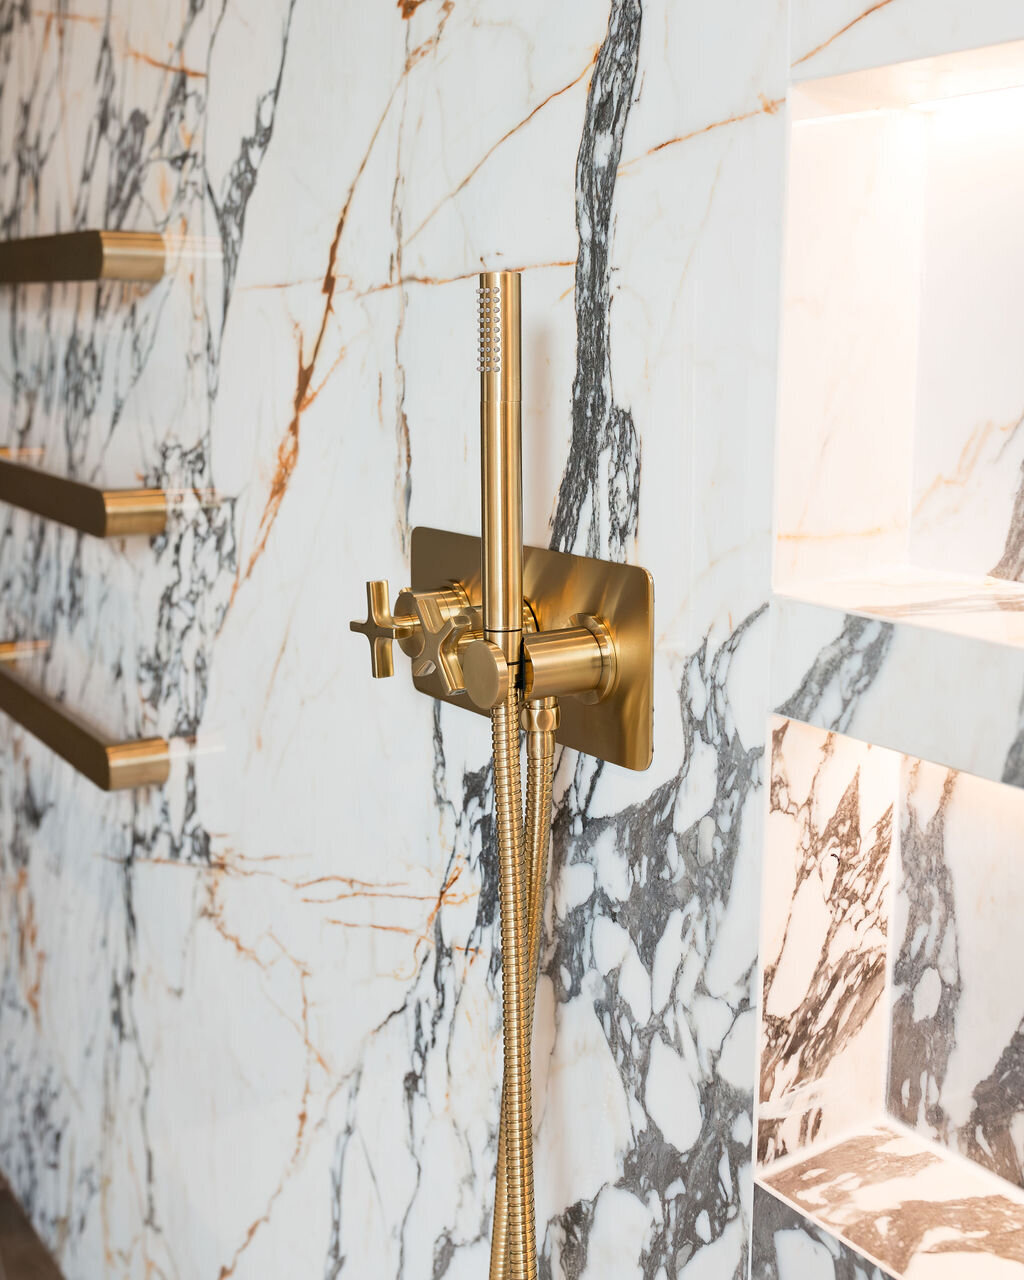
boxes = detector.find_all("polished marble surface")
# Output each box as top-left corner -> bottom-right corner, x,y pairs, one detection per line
2,2 -> 1024,1277
759,720 -> 896,1166
889,761 -> 1024,1190
0,2 -> 782,1276
760,1126 -> 1024,1278
752,1183 -> 895,1280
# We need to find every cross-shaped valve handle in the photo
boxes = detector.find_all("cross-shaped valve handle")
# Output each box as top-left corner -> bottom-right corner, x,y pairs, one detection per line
349,580 -> 418,678
411,597 -> 472,696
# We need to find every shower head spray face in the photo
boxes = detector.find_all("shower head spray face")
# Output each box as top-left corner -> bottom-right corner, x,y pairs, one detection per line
478,270 -> 521,401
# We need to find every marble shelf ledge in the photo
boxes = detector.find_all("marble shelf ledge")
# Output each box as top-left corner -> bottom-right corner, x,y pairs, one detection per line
771,583 -> 1024,790
756,1124 -> 1024,1279
780,567 -> 1024,647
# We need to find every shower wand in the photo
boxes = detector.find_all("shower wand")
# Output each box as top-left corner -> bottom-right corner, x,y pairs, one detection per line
350,270 -> 655,1280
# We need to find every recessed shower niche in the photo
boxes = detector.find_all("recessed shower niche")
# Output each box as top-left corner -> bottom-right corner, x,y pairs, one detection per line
760,39 -> 1024,1277
776,39 -> 1024,642
755,718 -> 1024,1278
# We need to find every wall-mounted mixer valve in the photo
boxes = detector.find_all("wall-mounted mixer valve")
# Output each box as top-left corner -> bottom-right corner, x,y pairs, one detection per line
348,270 -> 653,1280
351,577 -> 619,713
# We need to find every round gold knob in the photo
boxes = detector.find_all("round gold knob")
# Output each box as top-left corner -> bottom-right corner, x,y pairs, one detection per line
461,638 -> 510,711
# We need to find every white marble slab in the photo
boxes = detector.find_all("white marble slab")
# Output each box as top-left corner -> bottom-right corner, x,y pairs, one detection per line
759,718 -> 897,1165
760,1125 -> 1024,1278
771,595 -> 1024,789
889,759 -> 1024,1189
0,2 -> 786,1277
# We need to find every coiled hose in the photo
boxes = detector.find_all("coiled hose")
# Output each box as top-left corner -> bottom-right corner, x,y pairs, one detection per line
489,696 -> 558,1280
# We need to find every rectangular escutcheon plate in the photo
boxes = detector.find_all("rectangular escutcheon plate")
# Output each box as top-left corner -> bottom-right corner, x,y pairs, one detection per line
410,526 -> 654,770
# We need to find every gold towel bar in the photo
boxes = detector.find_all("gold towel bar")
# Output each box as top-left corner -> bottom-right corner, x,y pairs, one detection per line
0,230 -> 166,283
0,457 -> 167,537
0,645 -> 170,791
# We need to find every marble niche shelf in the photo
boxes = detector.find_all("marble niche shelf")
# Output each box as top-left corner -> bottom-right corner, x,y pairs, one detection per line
755,719 -> 1024,1277
771,36 -> 1024,788
758,36 -> 1024,1278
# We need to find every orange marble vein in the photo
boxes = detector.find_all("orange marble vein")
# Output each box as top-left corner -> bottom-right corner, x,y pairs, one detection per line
124,46 -> 206,80
14,868 -> 44,1023
231,71 -> 409,601
37,9 -> 205,77
403,50 -> 600,247
913,410 -> 1024,517
620,94 -> 783,172
792,0 -> 897,68
777,523 -> 900,542
208,851 -> 480,1275
357,259 -> 576,299
405,0 -> 455,64
205,894 -> 332,1280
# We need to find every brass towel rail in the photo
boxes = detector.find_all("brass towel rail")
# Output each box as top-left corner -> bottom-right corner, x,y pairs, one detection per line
0,230 -> 166,283
0,645 -> 169,791
0,457 -> 166,537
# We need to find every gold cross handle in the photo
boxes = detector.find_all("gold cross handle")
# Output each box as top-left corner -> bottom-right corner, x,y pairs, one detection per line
349,580 -> 418,678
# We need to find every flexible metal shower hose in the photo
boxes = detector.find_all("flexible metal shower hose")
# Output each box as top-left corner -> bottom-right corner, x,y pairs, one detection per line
489,696 -> 557,1280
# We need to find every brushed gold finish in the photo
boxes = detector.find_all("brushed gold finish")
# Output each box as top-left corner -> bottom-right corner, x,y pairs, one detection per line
97,231 -> 167,282
520,699 -> 560,736
570,614 -> 617,703
0,649 -> 169,791
0,230 -> 166,283
480,269 -> 537,1280
0,446 -> 45,463
492,697 -> 559,1280
395,585 -> 473,694
350,271 -> 656,1280
521,619 -> 615,703
489,685 -> 535,1280
410,527 -> 654,771
0,457 -> 166,537
349,580 -> 417,678
101,489 -> 169,536
479,272 -> 523,664
461,637 -> 510,711
411,607 -> 472,695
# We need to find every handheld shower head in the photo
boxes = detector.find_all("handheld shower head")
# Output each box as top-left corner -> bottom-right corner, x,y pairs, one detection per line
478,271 -> 523,665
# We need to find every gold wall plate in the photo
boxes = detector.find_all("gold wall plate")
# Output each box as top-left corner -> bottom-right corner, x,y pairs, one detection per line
410,527 -> 654,770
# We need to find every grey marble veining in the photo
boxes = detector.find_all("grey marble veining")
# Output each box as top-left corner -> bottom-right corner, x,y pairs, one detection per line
776,615 -> 894,737
550,0 -> 641,563
759,721 -> 893,1166
762,1127 -> 1024,1277
888,760 -> 1024,1192
751,1184 -> 895,1280
0,1 -> 787,1275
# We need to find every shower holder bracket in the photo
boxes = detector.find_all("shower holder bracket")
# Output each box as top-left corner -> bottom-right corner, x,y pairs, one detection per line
407,525 -> 653,770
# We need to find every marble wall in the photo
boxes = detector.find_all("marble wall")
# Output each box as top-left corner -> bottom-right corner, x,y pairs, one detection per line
3,2 -> 1024,1278
889,761 -> 1024,1190
756,720 -> 1024,1274
759,1127 -> 1024,1278
777,36 -> 1024,596
0,2 -> 782,1277
751,1185 -> 895,1280
759,720 -> 896,1166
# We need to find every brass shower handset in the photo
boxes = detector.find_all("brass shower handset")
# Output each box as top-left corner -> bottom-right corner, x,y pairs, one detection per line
350,270 -> 654,1280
